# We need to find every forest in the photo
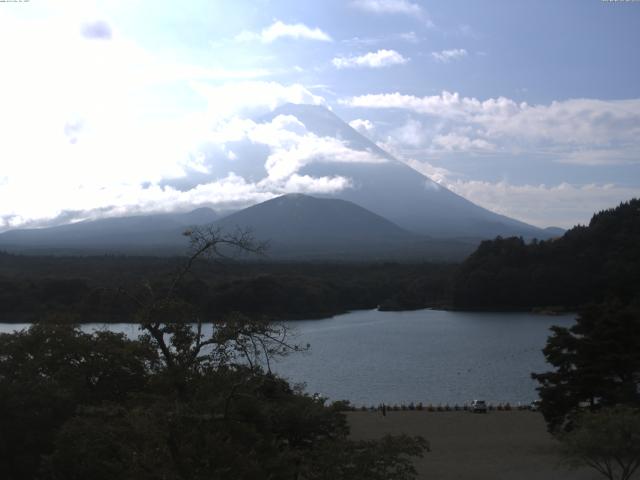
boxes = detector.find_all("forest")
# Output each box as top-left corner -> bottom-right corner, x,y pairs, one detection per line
0,254 -> 455,323
1,199 -> 639,322
452,199 -> 640,310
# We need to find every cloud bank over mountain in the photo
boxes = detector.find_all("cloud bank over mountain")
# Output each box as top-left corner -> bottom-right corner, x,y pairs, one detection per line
0,1 -> 638,231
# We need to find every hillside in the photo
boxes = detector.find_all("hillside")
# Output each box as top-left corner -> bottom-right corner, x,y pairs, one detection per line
264,104 -> 550,240
213,194 -> 477,261
452,199 -> 640,309
0,208 -> 218,254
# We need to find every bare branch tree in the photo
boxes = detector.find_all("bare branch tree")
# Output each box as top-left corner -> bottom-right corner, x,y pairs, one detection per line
120,225 -> 300,389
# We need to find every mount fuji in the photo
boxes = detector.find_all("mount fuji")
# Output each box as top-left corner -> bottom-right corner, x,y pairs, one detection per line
0,104 -> 555,258
260,103 -> 547,240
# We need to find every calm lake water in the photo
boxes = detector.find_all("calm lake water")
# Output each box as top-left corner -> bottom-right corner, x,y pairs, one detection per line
0,309 -> 576,406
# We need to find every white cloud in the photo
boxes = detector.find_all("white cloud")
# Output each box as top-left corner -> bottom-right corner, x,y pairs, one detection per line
432,133 -> 495,152
349,118 -> 376,136
190,81 -> 326,122
332,49 -> 409,69
405,159 -> 452,184
281,174 -> 351,194
207,114 -> 387,181
389,118 -> 426,147
0,107 -> 392,230
0,13 -> 352,230
341,91 -> 640,160
431,48 -> 468,63
235,20 -> 332,43
350,0 -> 432,25
343,31 -> 421,47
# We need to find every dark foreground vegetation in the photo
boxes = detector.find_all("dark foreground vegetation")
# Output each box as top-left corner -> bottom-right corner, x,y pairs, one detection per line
531,300 -> 640,480
0,228 -> 427,480
524,201 -> 640,479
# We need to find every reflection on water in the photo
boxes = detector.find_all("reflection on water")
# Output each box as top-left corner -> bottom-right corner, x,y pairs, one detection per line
0,309 -> 576,406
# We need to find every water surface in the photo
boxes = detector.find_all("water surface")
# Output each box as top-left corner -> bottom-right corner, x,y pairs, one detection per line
0,309 -> 576,406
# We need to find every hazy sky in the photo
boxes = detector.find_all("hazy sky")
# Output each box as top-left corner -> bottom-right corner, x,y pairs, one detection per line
1,0 -> 639,230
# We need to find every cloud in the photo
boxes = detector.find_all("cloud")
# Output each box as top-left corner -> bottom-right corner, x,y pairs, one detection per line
235,20 -> 332,43
341,91 -> 640,159
351,0 -> 421,14
349,118 -> 376,136
190,81 -> 326,121
350,0 -> 433,26
0,12 -> 353,230
431,48 -> 467,63
343,31 -> 421,47
205,114 -> 387,181
402,154 -> 639,228
0,107 -> 389,230
405,159 -> 452,184
81,20 -> 112,40
332,49 -> 409,69
432,133 -> 495,152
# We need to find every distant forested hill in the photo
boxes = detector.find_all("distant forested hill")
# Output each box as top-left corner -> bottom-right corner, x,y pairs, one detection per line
0,255 -> 454,322
452,199 -> 640,310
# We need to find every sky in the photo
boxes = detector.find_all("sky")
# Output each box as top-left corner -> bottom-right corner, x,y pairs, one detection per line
1,0 -> 639,230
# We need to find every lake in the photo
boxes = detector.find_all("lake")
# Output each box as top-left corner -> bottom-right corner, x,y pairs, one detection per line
0,309 -> 576,406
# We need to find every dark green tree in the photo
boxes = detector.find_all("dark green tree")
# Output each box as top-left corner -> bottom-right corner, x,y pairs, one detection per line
559,406 -> 640,480
532,303 -> 640,432
0,325 -> 157,479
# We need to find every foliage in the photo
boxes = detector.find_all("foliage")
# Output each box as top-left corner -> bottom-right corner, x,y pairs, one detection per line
532,303 -> 640,432
0,227 -> 427,480
0,252 -> 456,322
0,325 -> 158,479
453,198 -> 640,309
559,406 -> 640,480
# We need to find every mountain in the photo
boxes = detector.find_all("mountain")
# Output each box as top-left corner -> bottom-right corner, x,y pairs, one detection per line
0,194 -> 476,260
216,193 -> 410,243
542,226 -> 566,237
214,194 -> 475,260
0,208 -> 218,254
264,104 -> 549,240
0,103 -> 555,258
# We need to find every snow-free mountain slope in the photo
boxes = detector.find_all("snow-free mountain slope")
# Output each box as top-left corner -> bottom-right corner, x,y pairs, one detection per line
266,104 -> 548,239
214,193 -> 413,244
213,193 -> 475,260
0,208 -> 218,252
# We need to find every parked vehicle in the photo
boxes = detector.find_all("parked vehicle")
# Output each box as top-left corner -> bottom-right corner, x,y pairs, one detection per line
470,400 -> 488,413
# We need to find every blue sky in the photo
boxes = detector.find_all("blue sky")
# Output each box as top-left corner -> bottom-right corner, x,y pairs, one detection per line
1,0 -> 639,229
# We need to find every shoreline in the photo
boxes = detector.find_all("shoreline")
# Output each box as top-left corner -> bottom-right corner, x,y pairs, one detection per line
0,306 -> 578,324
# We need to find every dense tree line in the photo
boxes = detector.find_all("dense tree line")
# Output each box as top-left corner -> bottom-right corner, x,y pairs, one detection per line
453,199 -> 640,310
0,254 -> 455,322
532,302 -> 640,433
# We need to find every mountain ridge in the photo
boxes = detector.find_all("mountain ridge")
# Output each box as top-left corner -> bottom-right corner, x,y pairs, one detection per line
266,103 -> 549,239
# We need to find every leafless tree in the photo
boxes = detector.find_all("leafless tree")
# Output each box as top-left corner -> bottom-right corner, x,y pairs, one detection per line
119,226 -> 302,383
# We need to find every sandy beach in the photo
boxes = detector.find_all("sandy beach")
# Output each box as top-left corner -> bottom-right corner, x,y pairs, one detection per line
347,410 -> 619,480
